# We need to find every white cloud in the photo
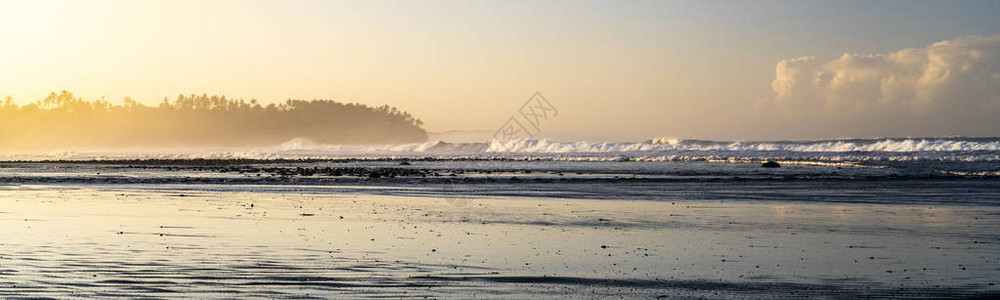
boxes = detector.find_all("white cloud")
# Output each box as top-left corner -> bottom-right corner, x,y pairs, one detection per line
767,35 -> 1000,137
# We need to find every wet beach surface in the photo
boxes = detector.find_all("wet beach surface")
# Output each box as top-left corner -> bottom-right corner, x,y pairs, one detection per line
0,160 -> 999,298
2,185 -> 1000,298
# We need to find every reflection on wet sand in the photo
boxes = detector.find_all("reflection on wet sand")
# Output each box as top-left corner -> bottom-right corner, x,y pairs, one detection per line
1,187 -> 999,298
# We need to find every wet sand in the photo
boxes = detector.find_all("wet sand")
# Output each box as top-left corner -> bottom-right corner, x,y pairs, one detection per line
1,185 -> 999,298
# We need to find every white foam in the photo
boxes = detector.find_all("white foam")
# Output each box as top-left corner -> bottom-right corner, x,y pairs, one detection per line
2,137 -> 999,162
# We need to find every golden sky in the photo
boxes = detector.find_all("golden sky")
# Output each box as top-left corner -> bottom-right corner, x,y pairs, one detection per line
3,1 -> 999,141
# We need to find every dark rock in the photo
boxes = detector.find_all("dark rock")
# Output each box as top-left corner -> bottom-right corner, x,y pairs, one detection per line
399,161 -> 412,165
761,161 -> 781,168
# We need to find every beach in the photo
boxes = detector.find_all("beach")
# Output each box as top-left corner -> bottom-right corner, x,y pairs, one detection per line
2,162 -> 998,298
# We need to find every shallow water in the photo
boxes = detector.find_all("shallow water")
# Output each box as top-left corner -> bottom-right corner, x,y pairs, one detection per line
2,180 -> 999,298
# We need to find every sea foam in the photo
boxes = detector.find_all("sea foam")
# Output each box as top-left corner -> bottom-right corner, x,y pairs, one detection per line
2,137 -> 999,162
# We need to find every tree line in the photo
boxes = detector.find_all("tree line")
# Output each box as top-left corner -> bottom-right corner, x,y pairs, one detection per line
0,91 -> 428,150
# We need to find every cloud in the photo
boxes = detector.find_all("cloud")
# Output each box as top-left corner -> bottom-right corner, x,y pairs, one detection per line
767,35 -> 1000,137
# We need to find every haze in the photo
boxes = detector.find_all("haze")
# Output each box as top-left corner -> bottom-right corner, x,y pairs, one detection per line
3,0 -> 1000,142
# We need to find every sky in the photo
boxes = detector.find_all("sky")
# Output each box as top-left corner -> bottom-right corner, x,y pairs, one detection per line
2,0 -> 1000,141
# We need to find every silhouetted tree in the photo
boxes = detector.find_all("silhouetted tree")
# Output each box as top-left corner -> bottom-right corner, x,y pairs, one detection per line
0,91 -> 427,150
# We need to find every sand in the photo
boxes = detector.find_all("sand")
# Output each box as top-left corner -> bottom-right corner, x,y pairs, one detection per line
1,185 -> 998,298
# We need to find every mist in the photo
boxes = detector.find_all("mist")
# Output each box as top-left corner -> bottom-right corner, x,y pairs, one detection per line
0,91 -> 427,151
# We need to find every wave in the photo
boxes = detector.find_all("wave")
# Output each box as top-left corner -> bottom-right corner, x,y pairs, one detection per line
647,137 -> 1000,152
2,137 -> 1000,162
482,137 -> 1000,155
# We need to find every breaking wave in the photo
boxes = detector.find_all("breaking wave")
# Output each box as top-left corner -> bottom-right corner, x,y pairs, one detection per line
646,137 -> 1000,152
2,137 -> 1000,163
